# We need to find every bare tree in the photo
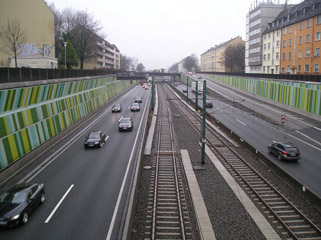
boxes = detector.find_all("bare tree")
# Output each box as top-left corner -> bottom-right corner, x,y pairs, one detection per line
0,18 -> 26,67
183,54 -> 200,72
136,63 -> 145,72
120,54 -> 137,71
222,43 -> 245,72
70,10 -> 102,69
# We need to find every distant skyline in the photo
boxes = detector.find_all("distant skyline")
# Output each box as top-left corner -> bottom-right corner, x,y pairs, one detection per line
46,0 -> 303,70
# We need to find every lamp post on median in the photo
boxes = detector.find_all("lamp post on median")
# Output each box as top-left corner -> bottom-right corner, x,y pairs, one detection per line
201,80 -> 207,165
195,80 -> 198,112
186,76 -> 189,102
64,41 -> 67,68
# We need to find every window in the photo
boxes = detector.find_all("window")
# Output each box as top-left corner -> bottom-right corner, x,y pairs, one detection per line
277,30 -> 280,37
268,33 -> 271,39
289,39 -> 292,47
263,66 -> 266,73
289,25 -> 292,33
268,43 -> 271,50
264,54 -> 266,61
276,66 -> 279,73
287,65 -> 291,73
315,48 -> 320,56
282,53 -> 286,60
288,52 -> 291,59
305,64 -> 309,72
317,15 -> 321,24
283,27 -> 287,34
283,40 -> 286,47
315,64 -> 320,72
267,66 -> 270,73
276,40 -> 280,48
316,32 -> 321,41
264,35 -> 267,40
299,36 -> 302,44
306,34 -> 311,43
281,67 -> 285,73
306,49 -> 310,57
268,54 -> 271,60
299,21 -> 303,30
264,44 -> 266,50
307,19 -> 311,28
298,65 -> 301,72
276,52 -> 279,60
298,50 -> 302,58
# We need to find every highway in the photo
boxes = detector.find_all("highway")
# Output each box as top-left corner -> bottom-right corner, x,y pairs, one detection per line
176,78 -> 321,198
0,85 -> 150,240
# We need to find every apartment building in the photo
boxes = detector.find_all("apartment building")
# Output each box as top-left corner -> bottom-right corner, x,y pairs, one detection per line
245,1 -> 285,73
262,0 -> 321,74
83,37 -> 120,70
0,0 -> 57,68
280,0 -> 321,74
201,37 -> 244,72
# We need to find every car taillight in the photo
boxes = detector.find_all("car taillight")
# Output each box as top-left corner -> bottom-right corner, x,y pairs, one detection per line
283,151 -> 287,155
299,152 -> 301,155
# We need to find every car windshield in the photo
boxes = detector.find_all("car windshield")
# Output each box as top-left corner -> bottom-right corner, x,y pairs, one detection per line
88,132 -> 100,139
114,104 -> 120,108
132,103 -> 139,106
0,191 -> 27,204
285,147 -> 298,152
121,118 -> 131,123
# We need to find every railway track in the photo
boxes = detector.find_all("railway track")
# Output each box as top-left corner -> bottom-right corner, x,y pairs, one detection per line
164,83 -> 321,240
144,84 -> 193,239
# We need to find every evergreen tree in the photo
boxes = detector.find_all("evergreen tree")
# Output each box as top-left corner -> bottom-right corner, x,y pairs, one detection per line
60,40 -> 79,69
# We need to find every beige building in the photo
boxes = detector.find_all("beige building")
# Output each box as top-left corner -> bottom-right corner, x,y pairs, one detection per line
83,37 -> 120,70
0,0 -> 57,68
201,37 -> 244,72
262,28 -> 281,74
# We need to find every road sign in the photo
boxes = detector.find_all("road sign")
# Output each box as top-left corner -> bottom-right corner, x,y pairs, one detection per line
281,114 -> 286,124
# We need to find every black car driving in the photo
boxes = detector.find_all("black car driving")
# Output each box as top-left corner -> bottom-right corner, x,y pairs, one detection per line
0,183 -> 45,227
112,104 -> 122,112
268,142 -> 301,161
134,95 -> 142,103
84,131 -> 107,148
118,117 -> 133,131
206,100 -> 213,108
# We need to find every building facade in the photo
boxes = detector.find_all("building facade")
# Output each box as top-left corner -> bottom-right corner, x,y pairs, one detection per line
201,37 -> 244,72
245,2 -> 285,73
262,0 -> 321,74
0,0 -> 57,68
83,37 -> 120,70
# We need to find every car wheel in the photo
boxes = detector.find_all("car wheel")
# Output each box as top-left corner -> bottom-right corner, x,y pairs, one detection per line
21,212 -> 29,225
278,153 -> 282,161
40,192 -> 45,204
99,142 -> 103,148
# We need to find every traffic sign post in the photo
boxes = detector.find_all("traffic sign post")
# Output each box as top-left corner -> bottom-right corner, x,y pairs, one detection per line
281,114 -> 286,140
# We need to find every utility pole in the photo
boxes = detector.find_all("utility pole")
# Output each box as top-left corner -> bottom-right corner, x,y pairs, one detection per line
64,42 -> 67,68
152,76 -> 155,111
195,80 -> 198,111
201,80 -> 207,165
187,76 -> 189,102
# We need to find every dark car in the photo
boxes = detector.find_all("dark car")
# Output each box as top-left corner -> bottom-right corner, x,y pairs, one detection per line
182,89 -> 187,93
206,101 -> 213,108
130,102 -> 140,111
84,131 -> 107,148
134,95 -> 142,103
112,104 -> 122,113
0,183 -> 45,227
119,117 -> 133,131
268,142 -> 301,161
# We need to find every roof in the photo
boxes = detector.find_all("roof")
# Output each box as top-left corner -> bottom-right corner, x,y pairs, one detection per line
201,36 -> 243,56
263,0 -> 321,34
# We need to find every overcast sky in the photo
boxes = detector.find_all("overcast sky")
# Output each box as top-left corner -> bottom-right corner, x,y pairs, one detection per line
45,0 -> 303,70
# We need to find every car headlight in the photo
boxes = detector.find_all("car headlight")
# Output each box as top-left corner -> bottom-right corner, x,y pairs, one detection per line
95,142 -> 99,144
11,214 -> 20,221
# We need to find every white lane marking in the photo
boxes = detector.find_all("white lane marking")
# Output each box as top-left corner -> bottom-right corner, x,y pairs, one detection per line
45,184 -> 74,223
119,116 -> 123,122
105,135 -> 109,142
314,126 -> 321,131
106,88 -> 150,240
128,105 -> 130,109
236,119 -> 246,126
296,130 -> 321,146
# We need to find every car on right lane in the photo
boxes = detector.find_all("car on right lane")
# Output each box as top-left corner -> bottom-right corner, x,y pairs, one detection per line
268,142 -> 301,161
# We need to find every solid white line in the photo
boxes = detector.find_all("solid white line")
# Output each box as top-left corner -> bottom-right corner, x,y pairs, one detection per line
119,116 -> 123,122
105,135 -> 109,142
314,126 -> 321,131
45,184 -> 74,223
296,130 -> 321,146
236,119 -> 246,126
106,89 -> 150,240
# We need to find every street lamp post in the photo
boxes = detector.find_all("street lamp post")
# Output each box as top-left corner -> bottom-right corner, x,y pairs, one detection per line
64,42 -> 67,68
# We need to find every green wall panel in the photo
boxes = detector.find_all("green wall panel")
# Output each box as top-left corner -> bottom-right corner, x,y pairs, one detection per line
0,76 -> 136,171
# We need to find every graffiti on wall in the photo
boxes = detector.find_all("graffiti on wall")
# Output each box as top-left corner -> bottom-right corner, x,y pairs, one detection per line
18,43 -> 54,57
